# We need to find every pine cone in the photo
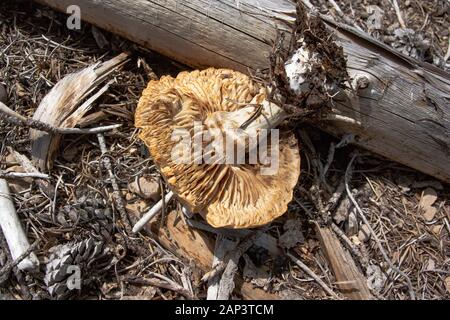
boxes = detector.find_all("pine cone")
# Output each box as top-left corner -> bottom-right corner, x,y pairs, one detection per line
44,238 -> 107,299
56,193 -> 113,238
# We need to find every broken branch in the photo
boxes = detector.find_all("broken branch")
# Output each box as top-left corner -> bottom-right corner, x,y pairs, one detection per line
0,179 -> 39,272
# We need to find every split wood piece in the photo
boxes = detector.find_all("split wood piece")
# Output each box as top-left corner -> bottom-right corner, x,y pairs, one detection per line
78,111 -> 108,128
29,52 -> 129,170
148,210 -> 279,300
34,0 -> 450,182
0,179 -> 39,272
315,225 -> 373,300
207,234 -> 237,300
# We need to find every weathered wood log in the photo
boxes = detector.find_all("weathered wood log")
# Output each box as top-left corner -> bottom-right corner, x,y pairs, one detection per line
33,0 -> 450,182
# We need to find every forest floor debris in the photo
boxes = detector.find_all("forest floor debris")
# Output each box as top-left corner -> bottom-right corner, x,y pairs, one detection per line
0,0 -> 448,300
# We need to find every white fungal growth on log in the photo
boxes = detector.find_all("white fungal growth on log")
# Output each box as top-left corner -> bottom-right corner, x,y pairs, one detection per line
284,42 -> 318,94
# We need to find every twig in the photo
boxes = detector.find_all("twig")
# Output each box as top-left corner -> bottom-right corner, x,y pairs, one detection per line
323,134 -> 355,180
0,179 -> 39,271
0,241 -> 39,284
132,191 -> 174,233
300,0 -> 314,10
287,252 -> 341,299
97,133 -> 132,233
328,0 -> 344,16
0,101 -> 121,134
323,114 -> 361,126
180,266 -> 194,298
345,154 -> 416,300
0,172 -> 50,179
125,276 -> 194,299
391,0 -> 407,29
325,0 -> 363,30
331,222 -> 369,268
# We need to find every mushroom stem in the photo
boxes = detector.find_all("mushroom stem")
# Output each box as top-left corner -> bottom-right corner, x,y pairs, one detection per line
132,191 -> 173,233
242,99 -> 287,133
205,99 -> 287,164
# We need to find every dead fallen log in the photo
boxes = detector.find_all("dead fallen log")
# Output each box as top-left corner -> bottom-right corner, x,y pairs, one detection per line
33,0 -> 450,182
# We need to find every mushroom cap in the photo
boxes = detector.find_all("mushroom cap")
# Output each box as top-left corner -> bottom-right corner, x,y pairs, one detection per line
135,68 -> 300,228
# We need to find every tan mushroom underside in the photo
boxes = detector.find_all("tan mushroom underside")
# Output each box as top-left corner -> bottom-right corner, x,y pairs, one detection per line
135,68 -> 300,228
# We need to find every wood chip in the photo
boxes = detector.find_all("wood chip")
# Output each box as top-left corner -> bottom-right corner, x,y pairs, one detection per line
128,176 -> 161,201
419,188 -> 438,221
423,207 -> 437,222
420,188 -> 438,209
445,277 -> 450,294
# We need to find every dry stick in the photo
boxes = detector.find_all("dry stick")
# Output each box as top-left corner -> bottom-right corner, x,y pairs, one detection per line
0,179 -> 39,272
97,133 -> 132,233
0,172 -> 49,179
300,0 -> 314,10
61,80 -> 114,128
328,0 -> 344,16
391,0 -> 407,29
330,222 -> 369,268
287,253 -> 341,299
132,191 -> 174,233
126,276 -> 194,299
345,154 -> 416,300
0,241 -> 39,284
322,134 -> 355,180
0,101 -> 121,134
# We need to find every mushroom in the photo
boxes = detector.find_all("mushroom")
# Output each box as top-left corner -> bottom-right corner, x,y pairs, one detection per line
135,68 -> 300,228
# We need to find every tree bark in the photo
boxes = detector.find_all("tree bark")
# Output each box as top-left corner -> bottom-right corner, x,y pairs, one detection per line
34,0 -> 450,182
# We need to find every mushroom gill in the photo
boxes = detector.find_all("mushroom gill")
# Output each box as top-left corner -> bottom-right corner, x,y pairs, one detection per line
135,68 -> 300,228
